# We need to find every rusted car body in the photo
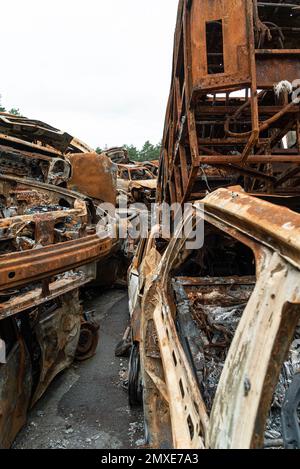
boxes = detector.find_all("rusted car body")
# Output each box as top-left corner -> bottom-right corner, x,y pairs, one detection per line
140,161 -> 159,178
128,228 -> 162,337
131,0 -> 300,450
158,0 -> 300,208
139,187 -> 300,449
67,152 -> 117,205
117,164 -> 157,208
0,113 -> 92,187
0,289 -> 83,448
127,229 -> 162,405
0,115 -> 119,447
105,147 -> 131,165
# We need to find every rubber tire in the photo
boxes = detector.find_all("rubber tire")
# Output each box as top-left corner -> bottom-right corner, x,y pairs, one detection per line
128,343 -> 143,407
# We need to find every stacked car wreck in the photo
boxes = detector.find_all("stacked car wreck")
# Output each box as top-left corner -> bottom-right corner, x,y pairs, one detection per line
0,114 -> 119,448
128,0 -> 300,450
2,0 -> 300,452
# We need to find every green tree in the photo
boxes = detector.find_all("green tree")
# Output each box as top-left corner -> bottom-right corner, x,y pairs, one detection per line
96,147 -> 102,155
137,141 -> 161,162
0,95 -> 22,115
9,108 -> 21,116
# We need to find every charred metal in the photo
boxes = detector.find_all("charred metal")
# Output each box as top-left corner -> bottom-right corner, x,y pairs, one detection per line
0,114 -> 120,448
2,0 -> 300,452
127,0 -> 300,451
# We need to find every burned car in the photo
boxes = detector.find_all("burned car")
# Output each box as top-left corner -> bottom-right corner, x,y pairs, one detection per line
138,187 -> 300,449
158,0 -> 300,209
0,113 -> 92,187
139,161 -> 159,178
0,115 -> 119,448
128,0 -> 300,450
105,147 -> 131,165
127,227 -> 163,406
117,164 -> 157,208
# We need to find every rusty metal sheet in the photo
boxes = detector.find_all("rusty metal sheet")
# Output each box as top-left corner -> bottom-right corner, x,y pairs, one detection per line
139,187 -> 300,449
0,113 -> 93,155
0,332 -> 32,449
0,269 -> 95,321
158,0 -> 300,209
256,52 -> 300,88
67,152 -> 117,205
129,180 -> 157,191
30,291 -> 82,406
0,234 -> 116,292
190,0 -> 254,92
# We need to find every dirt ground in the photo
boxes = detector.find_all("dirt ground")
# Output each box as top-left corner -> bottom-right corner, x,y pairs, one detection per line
13,288 -> 144,450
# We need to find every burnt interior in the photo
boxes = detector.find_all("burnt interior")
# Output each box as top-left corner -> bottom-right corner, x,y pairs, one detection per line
119,167 -> 154,181
0,178 -> 92,255
0,148 -> 70,187
256,0 -> 300,49
171,224 -> 300,447
171,226 -> 256,410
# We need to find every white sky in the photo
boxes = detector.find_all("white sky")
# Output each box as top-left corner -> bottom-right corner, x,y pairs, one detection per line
1,0 -> 178,150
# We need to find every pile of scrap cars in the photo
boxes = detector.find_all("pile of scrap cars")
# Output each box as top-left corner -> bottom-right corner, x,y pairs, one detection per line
2,0 -> 300,452
127,0 -> 300,451
115,148 -> 158,209
0,113 -> 158,448
0,113 -> 123,448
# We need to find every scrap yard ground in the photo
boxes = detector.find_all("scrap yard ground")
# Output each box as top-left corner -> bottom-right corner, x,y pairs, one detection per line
13,289 -> 144,450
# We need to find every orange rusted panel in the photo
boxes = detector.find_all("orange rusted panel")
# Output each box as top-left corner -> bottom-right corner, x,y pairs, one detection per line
190,0 -> 254,92
158,0 -> 300,208
0,332 -> 32,449
30,291 -> 82,406
256,52 -> 300,88
67,152 -> 117,205
0,235 -> 117,292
